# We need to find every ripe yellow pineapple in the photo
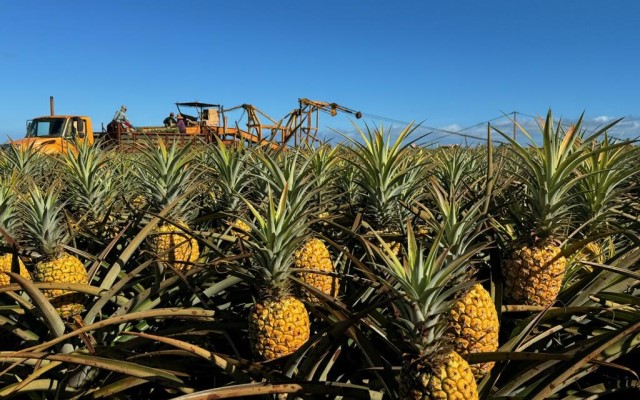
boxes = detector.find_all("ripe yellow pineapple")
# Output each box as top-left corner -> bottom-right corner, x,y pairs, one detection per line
230,218 -> 251,240
248,295 -> 310,360
0,254 -> 31,286
33,252 -> 88,318
503,242 -> 566,306
400,351 -> 478,400
294,238 -> 337,301
150,223 -> 200,272
23,185 -> 89,318
449,284 -> 499,379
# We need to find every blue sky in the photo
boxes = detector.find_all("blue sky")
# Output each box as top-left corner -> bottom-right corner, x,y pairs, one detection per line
1,1 -> 639,143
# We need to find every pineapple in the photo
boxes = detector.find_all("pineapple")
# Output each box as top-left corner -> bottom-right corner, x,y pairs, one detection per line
400,351 -> 477,400
149,223 -> 199,272
242,149 -> 318,360
0,254 -> 31,286
495,111 -> 617,307
294,237 -> 337,301
22,185 -> 88,318
230,218 -> 251,240
136,142 -> 200,273
249,293 -> 310,361
502,243 -> 566,306
449,284 -> 499,379
0,179 -> 31,285
372,226 -> 482,399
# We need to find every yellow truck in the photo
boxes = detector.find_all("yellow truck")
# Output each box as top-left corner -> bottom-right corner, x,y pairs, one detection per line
4,97 -> 95,154
8,114 -> 95,154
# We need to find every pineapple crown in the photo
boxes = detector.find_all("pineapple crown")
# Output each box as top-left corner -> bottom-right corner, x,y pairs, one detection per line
425,177 -> 489,259
241,180 -> 318,294
135,141 -> 200,223
575,134 -> 640,233
21,183 -> 69,259
0,177 -> 19,245
494,110 -> 622,242
238,150 -> 318,293
304,143 -> 341,204
251,148 -> 316,210
202,138 -> 253,213
432,145 -> 482,196
2,141 -> 47,178
62,140 -> 118,218
371,222 -> 485,354
340,122 -> 426,231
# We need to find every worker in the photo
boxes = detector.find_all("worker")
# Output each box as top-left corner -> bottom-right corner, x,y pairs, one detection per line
163,112 -> 176,127
176,114 -> 187,133
112,105 -> 134,131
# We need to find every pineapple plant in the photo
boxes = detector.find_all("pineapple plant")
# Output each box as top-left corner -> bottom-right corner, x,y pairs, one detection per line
255,148 -> 338,301
239,149 -> 319,360
199,139 -> 255,237
136,142 -> 200,273
568,133 -> 637,277
304,142 -> 340,215
61,140 -> 120,241
243,186 -> 314,360
21,184 -> 88,318
0,142 -> 47,184
372,225 -> 482,399
0,178 -> 30,285
341,123 -> 425,255
494,111 -> 618,306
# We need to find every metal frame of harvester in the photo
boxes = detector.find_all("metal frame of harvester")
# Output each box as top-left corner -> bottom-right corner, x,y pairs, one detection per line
16,97 -> 362,152
127,98 -> 362,150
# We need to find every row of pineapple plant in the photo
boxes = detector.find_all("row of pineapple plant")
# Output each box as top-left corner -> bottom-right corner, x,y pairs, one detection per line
0,112 -> 638,399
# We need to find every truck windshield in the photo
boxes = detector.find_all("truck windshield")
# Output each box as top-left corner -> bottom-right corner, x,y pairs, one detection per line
27,118 -> 69,138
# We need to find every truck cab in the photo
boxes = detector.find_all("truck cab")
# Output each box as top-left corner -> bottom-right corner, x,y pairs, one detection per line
10,115 -> 95,154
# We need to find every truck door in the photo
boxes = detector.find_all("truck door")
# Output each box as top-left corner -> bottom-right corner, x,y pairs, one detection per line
72,117 -> 86,142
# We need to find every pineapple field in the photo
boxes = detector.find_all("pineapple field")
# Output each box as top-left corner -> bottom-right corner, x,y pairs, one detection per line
1,110 -> 640,399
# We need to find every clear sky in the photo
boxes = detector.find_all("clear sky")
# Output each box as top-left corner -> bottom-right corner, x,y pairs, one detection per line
1,1 -> 639,143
